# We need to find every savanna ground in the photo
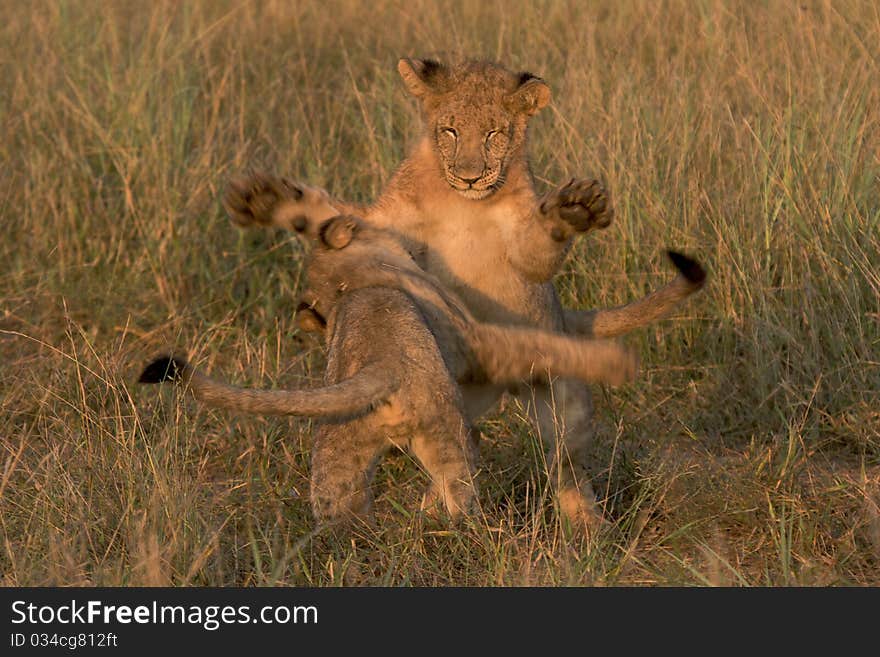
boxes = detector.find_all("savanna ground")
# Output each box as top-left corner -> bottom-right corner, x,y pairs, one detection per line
1,0 -> 878,586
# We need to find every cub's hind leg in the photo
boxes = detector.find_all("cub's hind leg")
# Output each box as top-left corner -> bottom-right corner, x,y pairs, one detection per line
523,379 -> 606,535
309,422 -> 387,527
411,417 -> 479,521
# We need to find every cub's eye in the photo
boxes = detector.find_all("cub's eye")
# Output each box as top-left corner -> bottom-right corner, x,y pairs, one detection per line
485,129 -> 505,144
440,127 -> 458,139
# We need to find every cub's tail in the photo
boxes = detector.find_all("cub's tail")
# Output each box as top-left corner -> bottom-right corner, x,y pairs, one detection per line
139,355 -> 397,418
472,325 -> 638,387
564,250 -> 706,338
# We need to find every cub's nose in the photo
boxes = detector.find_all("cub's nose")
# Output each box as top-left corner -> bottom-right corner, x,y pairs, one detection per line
459,175 -> 482,185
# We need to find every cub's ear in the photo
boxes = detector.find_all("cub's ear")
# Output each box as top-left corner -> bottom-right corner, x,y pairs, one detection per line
397,57 -> 449,98
318,215 -> 360,250
507,73 -> 551,116
296,300 -> 327,334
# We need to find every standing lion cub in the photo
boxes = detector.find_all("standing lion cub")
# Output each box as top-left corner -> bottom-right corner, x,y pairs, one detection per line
226,55 -> 708,531
141,215 -> 639,526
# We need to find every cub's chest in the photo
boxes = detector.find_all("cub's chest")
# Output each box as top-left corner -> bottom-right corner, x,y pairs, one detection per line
419,200 -> 523,277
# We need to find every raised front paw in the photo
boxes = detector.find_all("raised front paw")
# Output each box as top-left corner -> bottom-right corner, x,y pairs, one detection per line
224,171 -> 300,227
541,178 -> 613,240
223,171 -> 337,237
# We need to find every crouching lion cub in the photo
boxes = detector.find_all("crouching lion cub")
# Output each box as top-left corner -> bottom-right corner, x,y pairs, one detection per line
140,215 -> 639,527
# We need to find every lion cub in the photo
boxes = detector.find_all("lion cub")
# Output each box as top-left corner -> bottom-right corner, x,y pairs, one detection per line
140,216 -> 638,527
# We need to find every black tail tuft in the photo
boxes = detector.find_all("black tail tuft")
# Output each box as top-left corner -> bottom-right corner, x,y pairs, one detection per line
666,251 -> 707,286
139,356 -> 185,384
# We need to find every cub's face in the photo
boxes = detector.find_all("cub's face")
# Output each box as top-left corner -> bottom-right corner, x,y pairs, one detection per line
397,58 -> 551,201
433,101 -> 515,200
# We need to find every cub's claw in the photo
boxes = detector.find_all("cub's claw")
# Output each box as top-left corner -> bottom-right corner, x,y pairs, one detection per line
224,171 -> 339,237
224,171 -> 303,227
542,178 -> 613,239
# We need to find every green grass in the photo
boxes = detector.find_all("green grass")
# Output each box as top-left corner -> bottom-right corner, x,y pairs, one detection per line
1,0 -> 878,585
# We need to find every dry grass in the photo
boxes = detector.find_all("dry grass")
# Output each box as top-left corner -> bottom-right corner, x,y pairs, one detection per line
1,0 -> 878,585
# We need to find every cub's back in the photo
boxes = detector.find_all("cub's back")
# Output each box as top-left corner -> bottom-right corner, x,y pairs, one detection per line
322,287 -> 462,429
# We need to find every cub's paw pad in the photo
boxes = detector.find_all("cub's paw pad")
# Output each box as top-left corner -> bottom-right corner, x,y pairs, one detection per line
224,172 -> 302,227
544,178 -> 613,233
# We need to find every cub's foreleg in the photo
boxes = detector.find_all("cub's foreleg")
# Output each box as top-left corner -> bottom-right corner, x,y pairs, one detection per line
223,171 -> 360,239
506,177 -> 613,283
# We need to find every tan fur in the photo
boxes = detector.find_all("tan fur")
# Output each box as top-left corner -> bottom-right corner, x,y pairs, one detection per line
141,215 -> 638,527
225,58 -> 706,532
144,286 -> 478,525
302,216 -> 639,388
